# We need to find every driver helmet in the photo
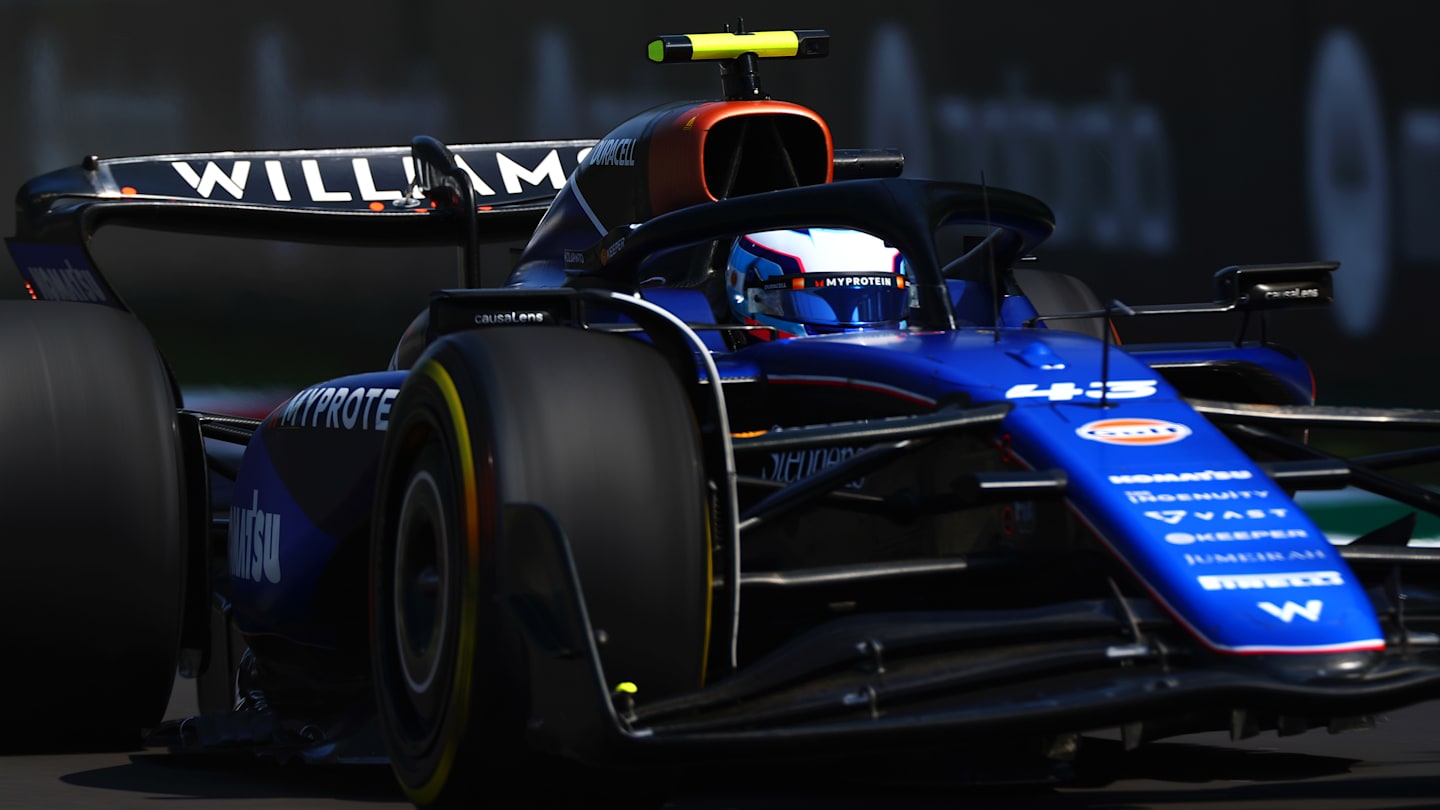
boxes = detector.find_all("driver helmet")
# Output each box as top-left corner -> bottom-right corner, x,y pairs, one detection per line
725,228 -> 910,338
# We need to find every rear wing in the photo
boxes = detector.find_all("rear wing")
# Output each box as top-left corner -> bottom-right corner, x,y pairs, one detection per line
6,138 -> 595,310
8,135 -> 902,311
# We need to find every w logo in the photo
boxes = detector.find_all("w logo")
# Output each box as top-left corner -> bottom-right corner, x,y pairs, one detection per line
1258,600 -> 1324,622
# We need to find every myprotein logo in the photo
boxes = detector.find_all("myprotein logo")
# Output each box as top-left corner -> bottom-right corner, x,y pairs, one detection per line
229,490 -> 281,584
1197,570 -> 1344,591
816,275 -> 899,287
279,385 -> 398,431
1076,418 -> 1191,446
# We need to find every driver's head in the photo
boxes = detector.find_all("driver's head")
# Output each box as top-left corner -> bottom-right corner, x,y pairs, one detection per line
725,228 -> 909,339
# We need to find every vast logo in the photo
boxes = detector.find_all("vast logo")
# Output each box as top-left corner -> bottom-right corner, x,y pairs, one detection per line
1258,600 -> 1325,622
1143,508 -> 1290,524
1076,418 -> 1191,446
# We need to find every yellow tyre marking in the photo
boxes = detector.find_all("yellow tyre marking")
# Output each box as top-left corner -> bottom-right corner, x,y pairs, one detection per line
406,360 -> 480,806
700,486 -> 712,685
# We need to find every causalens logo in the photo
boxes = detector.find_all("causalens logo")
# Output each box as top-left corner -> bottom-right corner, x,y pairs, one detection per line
1076,418 -> 1192,446
230,490 -> 281,584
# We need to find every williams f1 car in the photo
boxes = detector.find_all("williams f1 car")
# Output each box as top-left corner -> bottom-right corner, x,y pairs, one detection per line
8,26 -> 1440,806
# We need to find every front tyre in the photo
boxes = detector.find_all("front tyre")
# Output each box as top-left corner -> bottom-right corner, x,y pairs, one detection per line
371,327 -> 710,807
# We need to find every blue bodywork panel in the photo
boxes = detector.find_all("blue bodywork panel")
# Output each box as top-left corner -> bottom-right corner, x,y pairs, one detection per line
228,371 -> 406,648
717,328 -> 1379,653
223,315 -> 1370,658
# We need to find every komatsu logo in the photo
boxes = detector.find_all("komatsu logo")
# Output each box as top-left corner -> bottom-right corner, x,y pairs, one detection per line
279,386 -> 398,430
1197,570 -> 1344,591
230,490 -> 281,584
1109,469 -> 1254,485
167,151 -> 567,202
23,259 -> 108,303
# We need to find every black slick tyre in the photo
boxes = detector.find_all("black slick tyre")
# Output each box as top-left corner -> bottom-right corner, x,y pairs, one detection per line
371,326 -> 710,807
0,301 -> 186,752
1014,268 -> 1108,340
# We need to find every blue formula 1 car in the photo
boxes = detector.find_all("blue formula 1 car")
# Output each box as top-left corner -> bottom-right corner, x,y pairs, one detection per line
8,25 -> 1440,806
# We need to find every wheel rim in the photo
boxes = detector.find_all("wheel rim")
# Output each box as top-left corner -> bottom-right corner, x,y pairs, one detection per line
394,467 -> 451,720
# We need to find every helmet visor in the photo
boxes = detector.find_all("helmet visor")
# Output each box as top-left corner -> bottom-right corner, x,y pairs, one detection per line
753,272 -> 909,328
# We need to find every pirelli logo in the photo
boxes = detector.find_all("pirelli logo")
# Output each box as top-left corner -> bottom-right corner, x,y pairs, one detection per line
1197,570 -> 1345,591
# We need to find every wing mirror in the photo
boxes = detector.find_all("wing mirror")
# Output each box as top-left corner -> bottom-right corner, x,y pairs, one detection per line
1213,262 -> 1337,311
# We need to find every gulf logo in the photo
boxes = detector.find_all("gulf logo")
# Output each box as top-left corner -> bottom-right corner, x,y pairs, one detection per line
1076,417 -> 1192,446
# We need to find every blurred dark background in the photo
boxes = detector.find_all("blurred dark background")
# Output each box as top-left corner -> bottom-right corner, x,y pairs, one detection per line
3,1 -> 1437,405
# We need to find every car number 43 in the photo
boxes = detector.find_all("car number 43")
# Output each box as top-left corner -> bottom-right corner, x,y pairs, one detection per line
1005,380 -> 1158,401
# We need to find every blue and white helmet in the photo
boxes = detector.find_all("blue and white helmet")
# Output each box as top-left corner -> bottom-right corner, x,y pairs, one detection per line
725,228 -> 910,338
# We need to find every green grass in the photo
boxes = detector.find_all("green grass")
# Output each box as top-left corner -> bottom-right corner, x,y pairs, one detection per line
1297,488 -> 1440,546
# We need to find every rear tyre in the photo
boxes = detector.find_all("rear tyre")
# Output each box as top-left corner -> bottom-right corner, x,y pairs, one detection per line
0,301 -> 186,752
372,327 -> 709,807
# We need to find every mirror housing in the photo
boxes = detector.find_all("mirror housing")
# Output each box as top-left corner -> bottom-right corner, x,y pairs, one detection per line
1214,261 -> 1337,311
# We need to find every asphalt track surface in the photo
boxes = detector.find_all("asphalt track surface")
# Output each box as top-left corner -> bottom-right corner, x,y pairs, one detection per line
6,677 -> 1440,809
